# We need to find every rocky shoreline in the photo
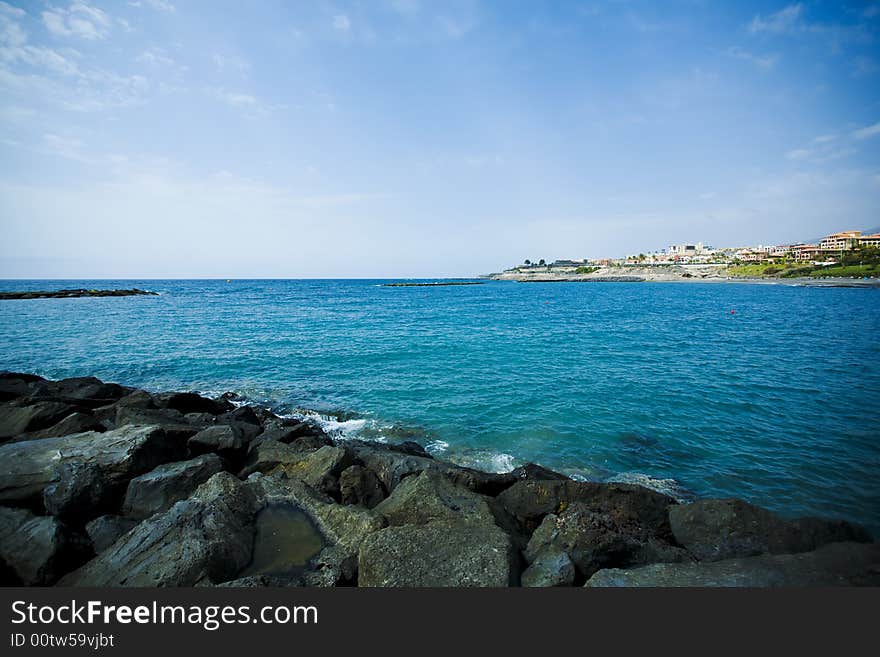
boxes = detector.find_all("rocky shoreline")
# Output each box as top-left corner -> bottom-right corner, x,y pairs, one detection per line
0,289 -> 157,300
0,372 -> 876,587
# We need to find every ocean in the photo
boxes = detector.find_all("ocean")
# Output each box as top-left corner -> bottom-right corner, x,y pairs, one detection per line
1,278 -> 878,533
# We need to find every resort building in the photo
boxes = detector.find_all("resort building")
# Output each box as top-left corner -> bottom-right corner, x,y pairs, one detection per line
819,231 -> 862,251
858,233 -> 880,248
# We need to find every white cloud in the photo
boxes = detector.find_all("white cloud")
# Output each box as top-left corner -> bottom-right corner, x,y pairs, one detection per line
727,46 -> 779,70
42,2 -> 112,41
130,0 -> 175,12
333,14 -> 350,31
0,2 -> 25,18
212,52 -> 250,74
852,122 -> 880,140
786,148 -> 811,160
136,48 -> 173,67
749,4 -> 803,35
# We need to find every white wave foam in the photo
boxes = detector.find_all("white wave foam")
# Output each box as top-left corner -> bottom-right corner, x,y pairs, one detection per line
425,440 -> 449,455
606,472 -> 694,502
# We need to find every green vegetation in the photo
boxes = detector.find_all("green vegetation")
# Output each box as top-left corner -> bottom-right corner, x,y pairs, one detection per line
727,248 -> 880,279
574,266 -> 599,274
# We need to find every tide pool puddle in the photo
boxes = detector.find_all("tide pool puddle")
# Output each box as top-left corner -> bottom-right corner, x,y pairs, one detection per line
239,504 -> 325,577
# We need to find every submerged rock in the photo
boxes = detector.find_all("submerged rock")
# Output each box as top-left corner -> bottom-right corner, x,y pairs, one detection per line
585,542 -> 880,587
122,454 -> 225,519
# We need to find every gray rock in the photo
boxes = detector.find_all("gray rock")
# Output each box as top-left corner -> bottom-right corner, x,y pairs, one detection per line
339,465 -> 386,508
525,504 -> 688,579
498,479 -> 677,536
521,550 -> 576,587
358,520 -> 515,587
584,542 -> 880,587
122,454 -> 225,519
188,425 -> 245,458
373,470 -> 496,527
154,392 -> 230,416
85,515 -> 139,553
668,499 -> 873,562
0,401 -> 78,440
272,445 -> 353,498
115,406 -> 199,436
0,507 -> 88,585
28,377 -> 129,408
0,425 -> 185,512
19,412 -> 105,441
60,473 -> 258,587
43,462 -> 108,521
239,439 -> 313,477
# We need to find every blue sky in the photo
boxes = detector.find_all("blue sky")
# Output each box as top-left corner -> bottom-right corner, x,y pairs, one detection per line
1,0 -> 879,277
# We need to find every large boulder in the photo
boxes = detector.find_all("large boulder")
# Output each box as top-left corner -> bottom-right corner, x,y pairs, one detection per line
0,507 -> 89,585
85,515 -> 139,553
272,445 -> 353,498
585,542 -> 880,587
668,499 -> 873,561
28,377 -> 129,408
0,425 -> 185,514
520,550 -> 576,587
525,503 -> 688,580
154,392 -> 230,416
188,425 -> 248,458
115,406 -> 201,437
60,473 -> 257,587
0,373 -> 42,402
239,439 -> 324,477
18,412 -> 105,441
122,454 -> 225,519
497,480 -> 677,536
0,401 -> 79,441
373,470 -> 496,527
358,521 -> 515,587
339,465 -> 386,508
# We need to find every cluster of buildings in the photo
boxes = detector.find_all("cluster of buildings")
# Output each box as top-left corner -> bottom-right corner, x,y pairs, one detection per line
513,229 -> 880,272
621,230 -> 880,266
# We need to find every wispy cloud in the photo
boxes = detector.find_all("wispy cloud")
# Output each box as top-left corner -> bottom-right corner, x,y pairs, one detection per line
749,3 -> 803,35
332,14 -> 350,32
42,2 -> 112,41
129,0 -> 175,12
852,121 -> 880,140
726,46 -> 779,70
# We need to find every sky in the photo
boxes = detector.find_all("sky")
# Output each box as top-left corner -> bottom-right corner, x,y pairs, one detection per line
1,0 -> 879,278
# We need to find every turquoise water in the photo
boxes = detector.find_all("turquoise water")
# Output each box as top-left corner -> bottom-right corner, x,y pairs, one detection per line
1,279 -> 878,533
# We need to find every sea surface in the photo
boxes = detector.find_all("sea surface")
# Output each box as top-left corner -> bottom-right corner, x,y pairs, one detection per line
1,279 -> 878,533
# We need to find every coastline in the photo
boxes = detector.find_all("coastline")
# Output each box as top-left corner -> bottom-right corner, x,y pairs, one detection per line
0,372 -> 876,587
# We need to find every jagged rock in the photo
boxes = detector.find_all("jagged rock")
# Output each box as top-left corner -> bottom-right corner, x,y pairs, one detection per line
0,373 -> 41,402
0,425 -> 185,512
239,440 -> 309,477
668,499 -> 873,562
358,521 -> 515,587
0,507 -> 89,585
60,473 -> 258,586
85,515 -> 139,553
510,463 -> 570,482
525,503 -> 688,579
188,425 -> 247,458
29,377 -> 129,408
521,550 -> 576,587
220,405 -> 263,426
497,480 -> 676,536
115,406 -> 200,437
216,574 -> 303,587
154,392 -> 230,416
340,465 -> 386,508
585,542 -> 880,587
347,442 -> 434,492
123,454 -> 225,519
273,445 -> 353,498
19,412 -> 105,442
373,470 -> 496,526
256,421 -> 331,446
0,401 -> 79,440
43,462 -> 108,522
